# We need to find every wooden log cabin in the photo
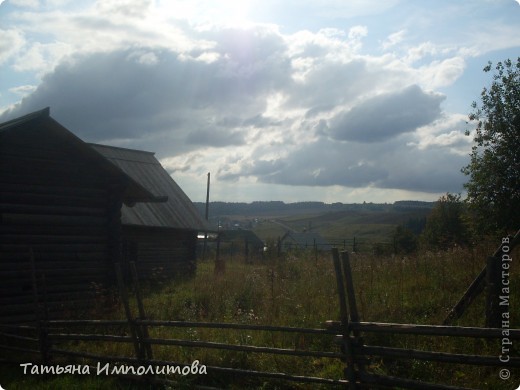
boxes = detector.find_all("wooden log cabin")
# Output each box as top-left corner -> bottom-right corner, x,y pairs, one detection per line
0,108 -> 209,322
90,144 -> 211,280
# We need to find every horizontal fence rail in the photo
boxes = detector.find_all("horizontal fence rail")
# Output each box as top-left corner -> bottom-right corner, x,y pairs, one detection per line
329,246 -> 520,390
32,317 -> 347,387
328,321 -> 520,339
2,234 -> 519,390
46,349 -> 348,387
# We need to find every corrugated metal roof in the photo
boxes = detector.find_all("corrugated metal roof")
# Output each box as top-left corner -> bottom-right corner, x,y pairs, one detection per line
90,143 -> 210,232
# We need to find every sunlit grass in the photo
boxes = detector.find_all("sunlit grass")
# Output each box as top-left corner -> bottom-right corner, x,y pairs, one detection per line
3,244 -> 519,389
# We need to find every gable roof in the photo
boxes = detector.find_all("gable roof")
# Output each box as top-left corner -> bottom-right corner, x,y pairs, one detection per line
90,143 -> 211,232
0,107 -> 156,203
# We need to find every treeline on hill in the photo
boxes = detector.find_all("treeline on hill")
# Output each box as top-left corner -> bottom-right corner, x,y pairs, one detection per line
194,200 -> 434,217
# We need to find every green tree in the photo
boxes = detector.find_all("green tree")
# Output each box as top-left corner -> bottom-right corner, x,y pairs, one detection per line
393,225 -> 418,254
420,193 -> 470,250
462,58 -> 520,234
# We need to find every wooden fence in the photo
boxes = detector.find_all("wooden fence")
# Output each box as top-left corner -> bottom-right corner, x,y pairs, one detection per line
328,247 -> 520,389
1,242 -> 519,389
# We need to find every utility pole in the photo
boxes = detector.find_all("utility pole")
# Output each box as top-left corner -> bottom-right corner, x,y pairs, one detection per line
205,172 -> 210,221
202,173 -> 210,261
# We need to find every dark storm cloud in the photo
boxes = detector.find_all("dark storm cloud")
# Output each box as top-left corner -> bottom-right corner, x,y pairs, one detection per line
0,26 -> 292,155
225,138 -> 388,188
329,85 -> 445,142
222,135 -> 467,194
219,158 -> 287,182
186,127 -> 245,146
0,18 -> 468,196
242,114 -> 283,128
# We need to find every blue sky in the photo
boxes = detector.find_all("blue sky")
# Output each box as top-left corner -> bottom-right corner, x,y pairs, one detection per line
1,0 -> 519,203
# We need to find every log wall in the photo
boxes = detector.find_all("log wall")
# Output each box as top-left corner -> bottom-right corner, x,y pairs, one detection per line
0,123 -> 123,323
122,226 -> 197,280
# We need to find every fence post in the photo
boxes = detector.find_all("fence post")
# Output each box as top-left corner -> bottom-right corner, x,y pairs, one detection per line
340,252 -> 360,327
115,262 -> 144,361
341,251 -> 366,376
314,239 -> 318,264
332,248 -> 357,389
130,262 -> 153,360
215,232 -> 225,274
30,248 -> 50,365
245,237 -> 249,263
485,255 -> 502,328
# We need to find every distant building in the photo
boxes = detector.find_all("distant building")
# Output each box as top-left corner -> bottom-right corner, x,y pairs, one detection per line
279,231 -> 332,252
220,229 -> 264,255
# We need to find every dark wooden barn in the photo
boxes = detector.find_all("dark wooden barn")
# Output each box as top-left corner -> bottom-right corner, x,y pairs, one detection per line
90,144 -> 210,279
0,108 -> 208,322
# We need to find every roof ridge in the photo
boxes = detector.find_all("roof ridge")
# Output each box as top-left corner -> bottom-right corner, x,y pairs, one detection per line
88,142 -> 155,155
0,107 -> 50,131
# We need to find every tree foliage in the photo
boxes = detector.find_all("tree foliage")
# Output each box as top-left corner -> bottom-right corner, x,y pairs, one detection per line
420,193 -> 470,250
462,58 -> 520,234
393,225 -> 418,254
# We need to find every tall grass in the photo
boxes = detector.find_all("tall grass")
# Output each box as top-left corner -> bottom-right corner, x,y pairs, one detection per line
3,244 -> 519,389
138,244 -> 519,389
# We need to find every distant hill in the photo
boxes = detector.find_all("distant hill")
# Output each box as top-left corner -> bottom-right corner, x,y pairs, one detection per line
193,200 -> 434,242
194,200 -> 434,218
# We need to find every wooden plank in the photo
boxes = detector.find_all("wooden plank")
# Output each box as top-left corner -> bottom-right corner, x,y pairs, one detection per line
442,269 -> 486,325
357,344 -> 520,367
2,151 -> 95,168
0,182 -> 107,198
0,345 -> 41,355
331,248 -> 357,388
48,334 -> 132,343
0,191 -> 107,208
0,225 -> 107,236
344,321 -> 520,339
0,259 -> 106,269
0,295 -> 39,306
443,229 -> 520,325
0,252 -> 107,261
0,172 -> 106,188
115,262 -> 144,361
1,243 -> 107,253
30,281 -> 103,293
141,337 -> 342,359
0,203 -> 106,216
49,319 -> 336,335
47,349 -> 347,387
0,234 -> 106,244
0,313 -> 37,324
1,213 -> 107,227
0,159 -> 113,184
46,319 -> 128,327
341,251 -> 361,325
130,262 -> 153,360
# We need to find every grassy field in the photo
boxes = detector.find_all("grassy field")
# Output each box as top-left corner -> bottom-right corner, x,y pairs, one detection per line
251,208 -> 430,244
1,243 -> 519,389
